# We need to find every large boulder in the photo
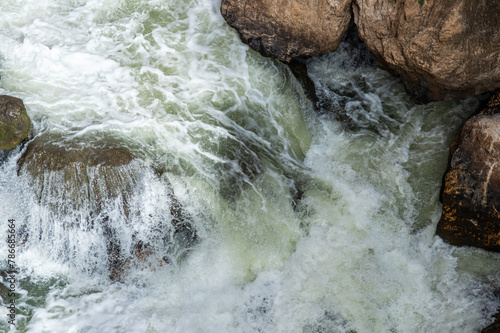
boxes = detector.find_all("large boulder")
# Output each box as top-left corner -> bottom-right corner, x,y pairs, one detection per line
436,92 -> 500,250
0,95 -> 31,150
221,0 -> 500,102
18,134 -> 135,213
18,134 -> 197,280
349,0 -> 499,102
221,0 -> 352,63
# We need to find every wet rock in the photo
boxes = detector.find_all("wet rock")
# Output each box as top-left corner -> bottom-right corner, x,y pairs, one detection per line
221,0 -> 352,63
437,92 -> 500,250
288,58 -> 319,107
222,0 -> 500,102
482,311 -> 500,333
18,133 -> 197,280
0,95 -> 31,151
353,0 -> 500,102
18,133 -> 134,213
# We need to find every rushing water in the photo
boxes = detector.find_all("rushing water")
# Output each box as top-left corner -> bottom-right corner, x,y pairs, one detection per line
1,0 -> 499,332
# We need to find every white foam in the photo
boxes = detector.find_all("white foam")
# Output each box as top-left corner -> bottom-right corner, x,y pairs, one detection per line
0,0 -> 498,332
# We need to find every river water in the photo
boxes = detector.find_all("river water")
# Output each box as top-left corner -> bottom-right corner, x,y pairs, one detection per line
0,0 -> 499,332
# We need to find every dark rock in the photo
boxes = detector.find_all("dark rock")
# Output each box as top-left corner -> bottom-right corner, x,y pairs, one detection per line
437,91 -> 500,250
287,58 -> 319,107
0,95 -> 31,151
482,311 -> 500,333
480,90 -> 500,116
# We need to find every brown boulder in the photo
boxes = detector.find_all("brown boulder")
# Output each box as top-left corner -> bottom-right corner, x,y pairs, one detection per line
18,134 -> 135,213
437,92 -> 500,250
0,95 -> 31,150
353,0 -> 500,102
222,0 -> 500,102
17,134 -> 197,280
220,0 -> 352,62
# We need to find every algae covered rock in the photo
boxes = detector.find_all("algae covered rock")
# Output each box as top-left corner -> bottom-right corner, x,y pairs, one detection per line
0,95 -> 31,150
18,134 -> 135,212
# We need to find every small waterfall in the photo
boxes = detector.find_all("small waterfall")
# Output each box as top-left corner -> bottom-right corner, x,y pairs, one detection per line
15,134 -> 197,280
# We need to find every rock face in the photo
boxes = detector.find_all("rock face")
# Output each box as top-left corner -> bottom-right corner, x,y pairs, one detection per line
221,0 -> 352,62
221,0 -> 500,102
436,92 -> 500,250
353,0 -> 500,102
0,95 -> 31,150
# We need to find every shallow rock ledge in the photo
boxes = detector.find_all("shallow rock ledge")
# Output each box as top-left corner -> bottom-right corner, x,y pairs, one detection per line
18,133 -> 198,280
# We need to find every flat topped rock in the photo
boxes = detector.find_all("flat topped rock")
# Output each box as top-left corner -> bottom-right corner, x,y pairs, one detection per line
19,135 -> 133,172
18,133 -> 137,210
0,95 -> 31,150
17,133 -> 197,280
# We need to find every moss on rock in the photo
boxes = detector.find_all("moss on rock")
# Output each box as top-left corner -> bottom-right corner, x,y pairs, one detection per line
0,95 -> 31,151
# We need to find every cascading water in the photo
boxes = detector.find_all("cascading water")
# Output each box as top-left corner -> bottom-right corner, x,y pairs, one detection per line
0,0 -> 499,332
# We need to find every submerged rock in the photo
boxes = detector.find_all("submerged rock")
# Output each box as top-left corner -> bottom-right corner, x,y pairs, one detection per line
221,0 -> 352,62
18,134 -> 134,213
18,133 -> 197,280
437,92 -> 500,250
0,95 -> 31,151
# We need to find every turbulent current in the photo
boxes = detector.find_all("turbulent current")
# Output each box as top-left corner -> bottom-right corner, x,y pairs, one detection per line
0,0 -> 499,332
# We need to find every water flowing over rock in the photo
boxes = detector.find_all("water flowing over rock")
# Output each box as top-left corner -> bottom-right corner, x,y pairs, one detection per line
17,134 -> 197,280
437,92 -> 500,250
220,0 -> 352,62
18,134 -> 135,212
353,0 -> 500,102
222,0 -> 500,102
0,95 -> 31,150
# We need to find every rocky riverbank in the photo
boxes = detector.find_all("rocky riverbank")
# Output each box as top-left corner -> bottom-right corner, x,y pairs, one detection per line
221,0 -> 500,103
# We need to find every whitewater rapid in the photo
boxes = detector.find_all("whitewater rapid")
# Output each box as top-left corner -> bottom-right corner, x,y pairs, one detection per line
0,0 -> 499,332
